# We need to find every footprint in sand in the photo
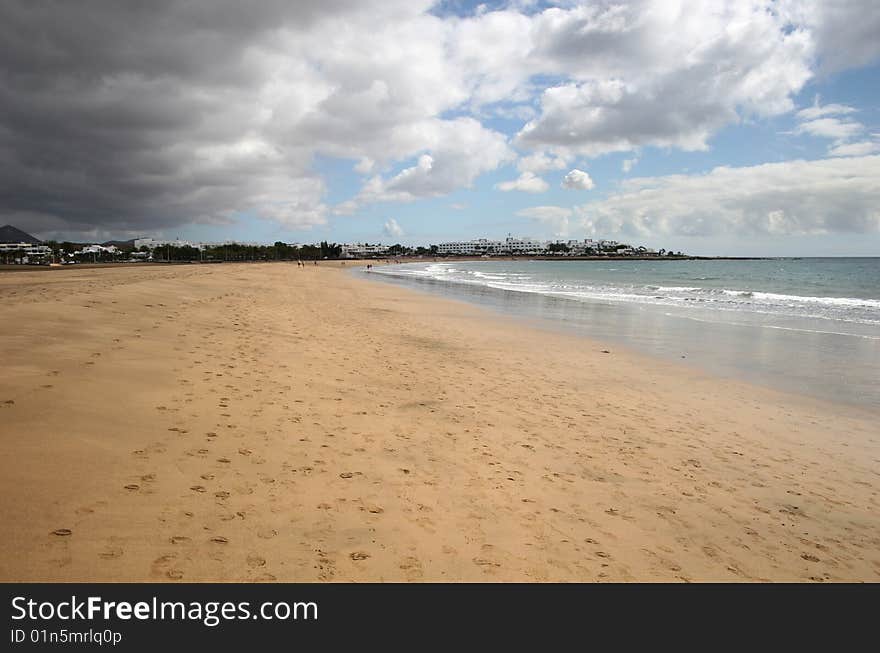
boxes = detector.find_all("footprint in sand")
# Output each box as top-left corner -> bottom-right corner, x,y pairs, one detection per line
98,547 -> 123,560
151,554 -> 177,576
472,557 -> 501,568
170,536 -> 191,545
51,529 -> 72,537
247,555 -> 267,568
210,536 -> 229,544
190,485 -> 206,493
399,556 -> 424,580
350,551 -> 370,561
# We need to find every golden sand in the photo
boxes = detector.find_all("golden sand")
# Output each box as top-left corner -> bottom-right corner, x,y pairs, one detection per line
0,262 -> 877,581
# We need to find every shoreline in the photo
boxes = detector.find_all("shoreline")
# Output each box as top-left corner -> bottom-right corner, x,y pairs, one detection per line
360,261 -> 880,413
1,263 -> 878,581
5,254 -> 861,274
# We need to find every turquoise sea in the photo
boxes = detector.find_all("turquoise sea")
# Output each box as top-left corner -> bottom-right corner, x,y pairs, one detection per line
365,258 -> 880,409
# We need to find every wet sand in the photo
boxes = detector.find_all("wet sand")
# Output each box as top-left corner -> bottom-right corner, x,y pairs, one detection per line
0,262 -> 878,581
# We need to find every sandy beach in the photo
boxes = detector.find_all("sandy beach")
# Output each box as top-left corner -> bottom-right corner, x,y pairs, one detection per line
0,262 -> 877,582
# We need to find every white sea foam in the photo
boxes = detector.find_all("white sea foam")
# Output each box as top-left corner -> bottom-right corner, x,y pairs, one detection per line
370,262 -> 880,328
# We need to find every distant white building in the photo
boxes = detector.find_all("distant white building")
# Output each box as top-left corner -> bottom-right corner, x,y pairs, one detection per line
135,238 -> 206,250
340,243 -> 389,258
499,237 -> 547,254
76,244 -> 119,255
0,242 -> 52,263
0,242 -> 51,255
435,238 -> 499,255
435,236 -> 549,256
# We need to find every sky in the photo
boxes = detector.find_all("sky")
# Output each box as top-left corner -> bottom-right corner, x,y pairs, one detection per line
1,1 -> 879,256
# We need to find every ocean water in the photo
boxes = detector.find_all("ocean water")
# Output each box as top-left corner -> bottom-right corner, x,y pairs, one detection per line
364,258 -> 880,410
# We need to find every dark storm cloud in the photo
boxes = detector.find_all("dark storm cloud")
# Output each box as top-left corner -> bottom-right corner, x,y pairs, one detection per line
0,0 -> 366,238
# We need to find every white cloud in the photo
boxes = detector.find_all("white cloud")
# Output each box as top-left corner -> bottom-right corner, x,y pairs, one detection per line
622,158 -> 638,173
496,172 -> 549,193
517,206 -> 573,237
512,2 -> 814,158
795,99 -> 856,121
352,118 -> 514,205
828,141 -> 880,157
517,152 -> 568,173
561,169 -> 594,190
778,0 -> 880,73
793,99 -> 875,156
574,156 -> 880,238
796,118 -> 863,141
383,218 -> 404,238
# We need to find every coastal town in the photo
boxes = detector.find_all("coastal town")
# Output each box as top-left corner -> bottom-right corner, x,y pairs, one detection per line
0,225 -> 683,265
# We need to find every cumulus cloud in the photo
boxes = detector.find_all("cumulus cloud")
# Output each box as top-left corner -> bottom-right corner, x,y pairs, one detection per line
779,0 -> 880,73
561,169 -> 594,190
574,156 -> 880,238
622,158 -> 638,173
496,172 -> 549,193
1,1 -> 878,238
383,218 -> 404,238
353,118 -> 514,205
514,2 -> 814,158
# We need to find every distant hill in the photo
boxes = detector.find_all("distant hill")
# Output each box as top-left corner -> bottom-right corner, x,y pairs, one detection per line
101,239 -> 136,248
0,224 -> 42,244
